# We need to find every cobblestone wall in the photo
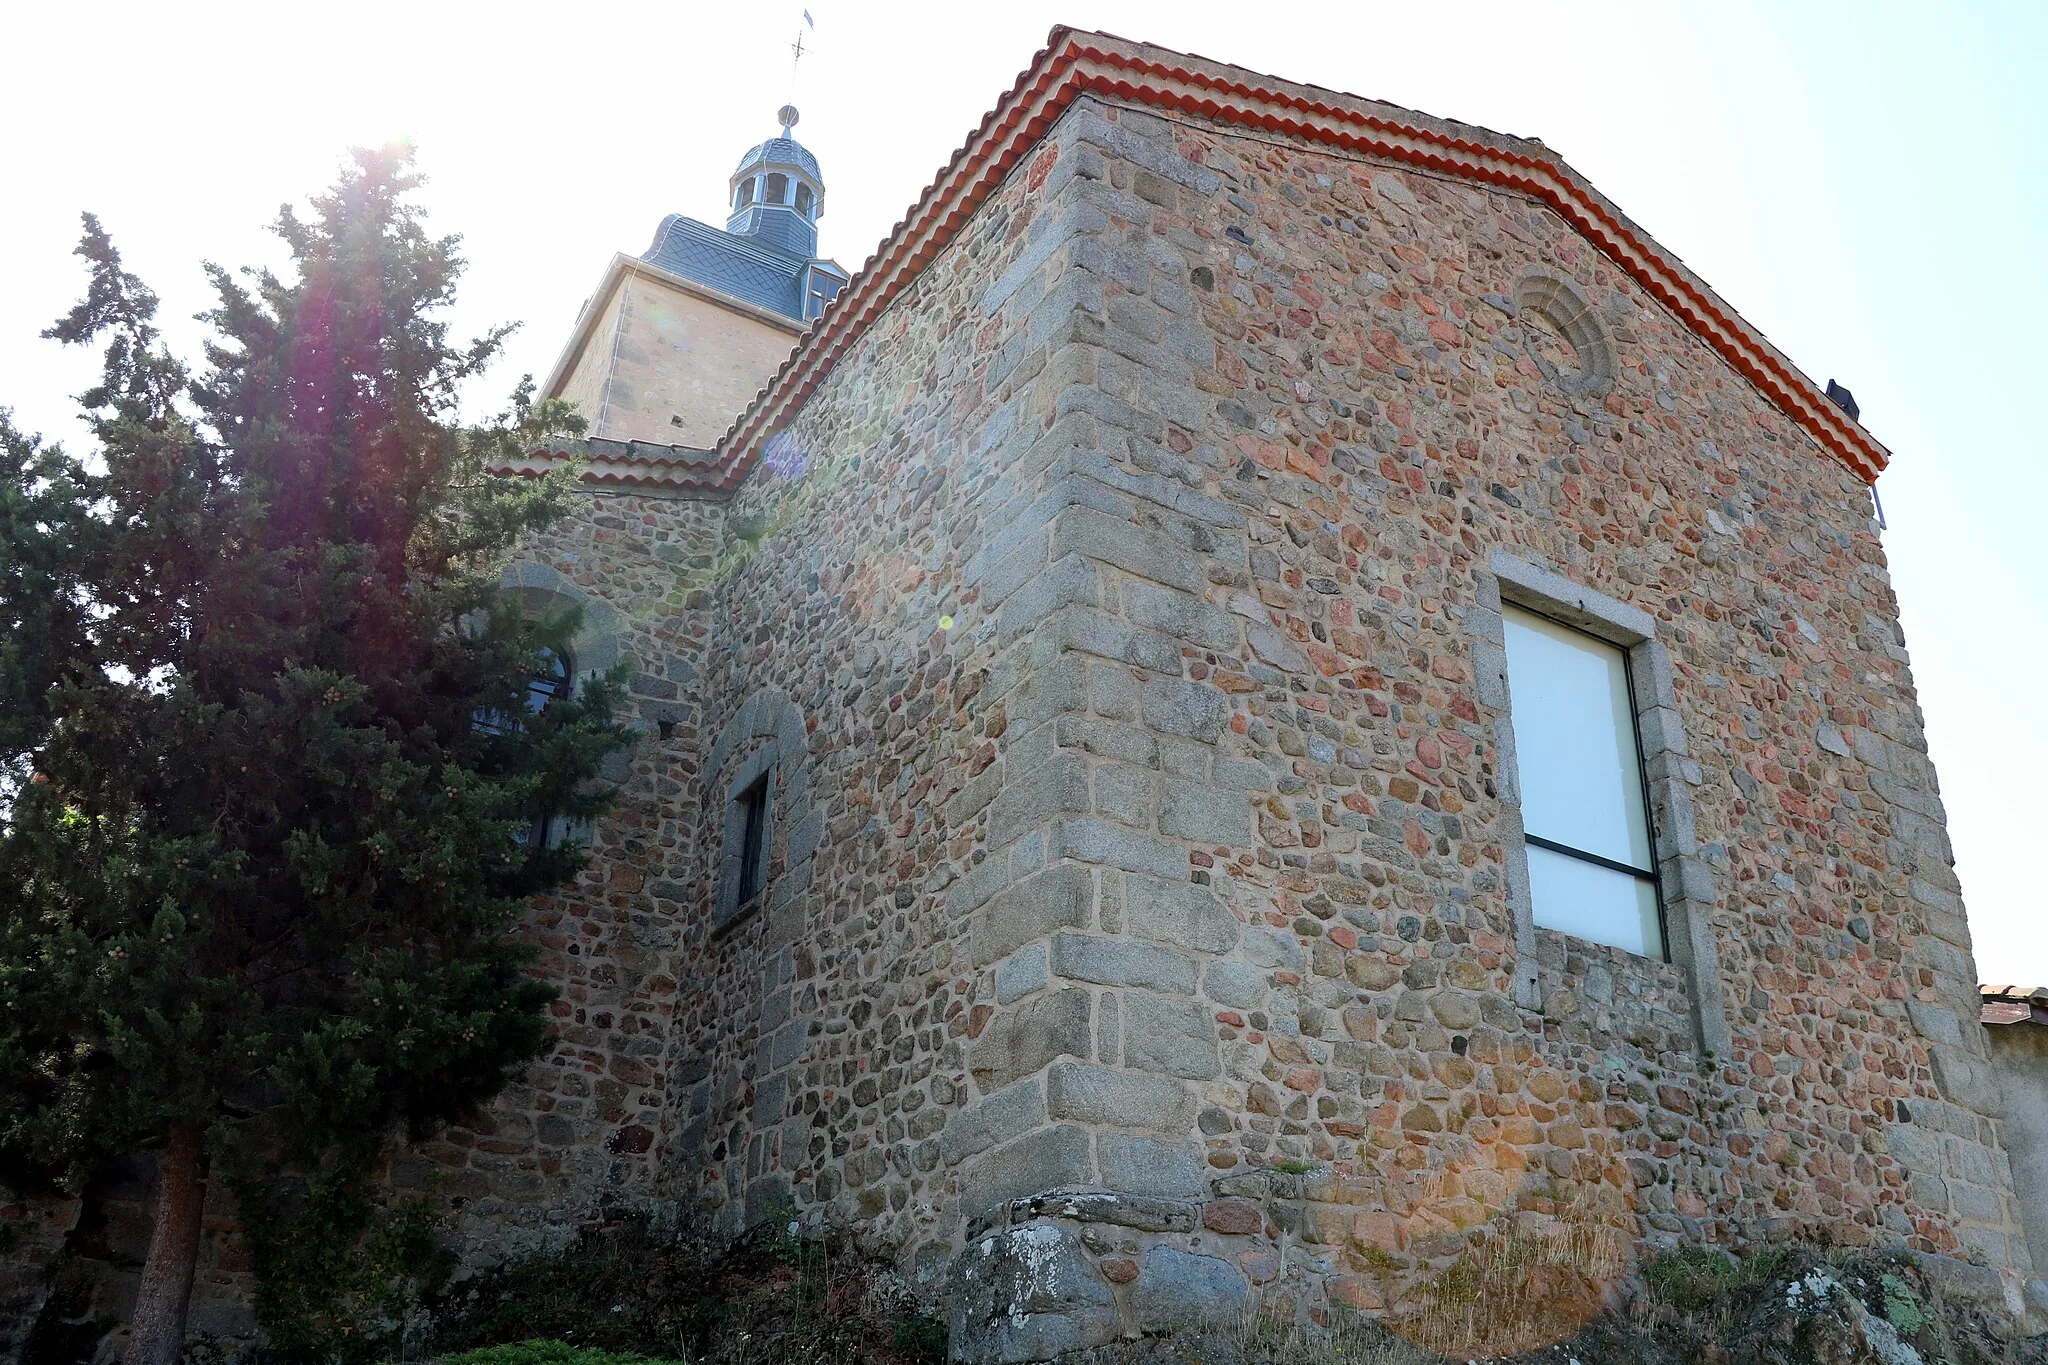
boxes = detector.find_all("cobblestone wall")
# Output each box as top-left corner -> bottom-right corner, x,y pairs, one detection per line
400,490 -> 729,1258
637,95 -> 2033,1357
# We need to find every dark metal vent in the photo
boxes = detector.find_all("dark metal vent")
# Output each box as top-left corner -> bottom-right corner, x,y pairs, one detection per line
1826,379 -> 1860,422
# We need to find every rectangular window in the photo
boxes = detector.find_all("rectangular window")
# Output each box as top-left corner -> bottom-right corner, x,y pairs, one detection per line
1502,604 -> 1664,958
734,776 -> 769,907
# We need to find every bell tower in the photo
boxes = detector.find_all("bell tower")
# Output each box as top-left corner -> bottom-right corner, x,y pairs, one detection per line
726,105 -> 825,260
539,106 -> 850,446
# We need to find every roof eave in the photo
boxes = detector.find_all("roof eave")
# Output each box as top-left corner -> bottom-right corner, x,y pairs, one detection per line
705,25 -> 1891,493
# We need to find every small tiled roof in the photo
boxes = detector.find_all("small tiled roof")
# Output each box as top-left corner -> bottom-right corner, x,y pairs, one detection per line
641,214 -> 813,321
1982,985 -> 2048,1027
490,437 -> 724,494
734,136 -> 821,183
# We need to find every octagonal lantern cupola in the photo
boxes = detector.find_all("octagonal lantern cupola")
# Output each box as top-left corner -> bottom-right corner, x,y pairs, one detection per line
727,105 -> 824,259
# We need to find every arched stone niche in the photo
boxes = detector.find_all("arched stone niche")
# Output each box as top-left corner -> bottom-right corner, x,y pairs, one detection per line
703,688 -> 817,933
500,561 -> 627,682
1513,267 -> 1616,397
500,562 -> 635,793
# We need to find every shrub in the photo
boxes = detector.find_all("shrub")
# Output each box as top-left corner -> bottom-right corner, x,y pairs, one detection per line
1643,1244 -> 1738,1315
443,1342 -> 682,1365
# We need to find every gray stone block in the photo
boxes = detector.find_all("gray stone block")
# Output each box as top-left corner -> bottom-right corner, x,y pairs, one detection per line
1016,1190 -> 1199,1231
970,988 -> 1093,1090
1049,505 -> 1206,595
999,553 -> 1101,639
1241,926 -> 1303,971
1046,1061 -> 1196,1132
1141,678 -> 1231,743
1952,1180 -> 2007,1225
1932,1045 -> 2006,1118
1907,1001 -> 1963,1047
998,943 -> 1050,1004
990,751 -> 1092,847
1093,763 -> 1158,826
1123,992 -> 1219,1079
1127,877 -> 1242,953
1247,621 -> 1308,673
1912,1251 -> 2007,1308
944,1078 -> 1049,1166
972,864 -> 1093,966
1204,960 -> 1267,1009
1035,606 -> 1183,675
1129,1245 -> 1249,1333
1098,1134 -> 1209,1198
1050,819 -> 1187,879
1051,932 -> 1198,993
1159,780 -> 1251,845
1886,1123 -> 1946,1178
1057,715 -> 1159,767
950,1220 -> 1119,1365
961,1125 -> 1097,1218
1092,666 -> 1139,720
1124,582 -> 1243,652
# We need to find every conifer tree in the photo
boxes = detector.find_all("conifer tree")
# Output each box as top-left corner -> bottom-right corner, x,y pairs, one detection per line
0,148 -> 629,1365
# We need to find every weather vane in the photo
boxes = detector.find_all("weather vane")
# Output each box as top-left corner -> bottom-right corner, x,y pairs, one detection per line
790,10 -> 814,90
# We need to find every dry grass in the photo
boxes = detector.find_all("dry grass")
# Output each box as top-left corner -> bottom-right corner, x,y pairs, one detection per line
1385,1208 -> 1631,1358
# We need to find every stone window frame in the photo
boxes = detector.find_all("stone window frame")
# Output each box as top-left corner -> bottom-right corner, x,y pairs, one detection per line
1472,550 -> 1730,1054
715,747 -> 779,930
704,687 -> 813,936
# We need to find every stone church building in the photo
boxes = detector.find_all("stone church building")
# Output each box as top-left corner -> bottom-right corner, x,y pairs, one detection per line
6,26 -> 2035,1363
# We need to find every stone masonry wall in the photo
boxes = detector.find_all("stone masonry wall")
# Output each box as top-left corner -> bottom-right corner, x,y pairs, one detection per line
398,488 -> 729,1260
646,95 -> 2034,1358
922,98 -> 2034,1355
645,109 -> 1131,1278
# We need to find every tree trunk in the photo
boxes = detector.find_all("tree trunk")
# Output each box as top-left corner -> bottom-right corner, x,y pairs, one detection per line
121,1123 -> 207,1365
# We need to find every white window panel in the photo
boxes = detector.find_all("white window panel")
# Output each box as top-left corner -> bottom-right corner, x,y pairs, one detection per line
1502,603 -> 1662,958
1525,843 -> 1663,958
1502,606 -> 1653,871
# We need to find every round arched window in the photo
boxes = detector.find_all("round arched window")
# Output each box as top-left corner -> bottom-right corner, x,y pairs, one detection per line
1513,270 -> 1615,396
795,182 -> 815,218
526,645 -> 570,714
765,172 -> 789,204
735,179 -> 755,210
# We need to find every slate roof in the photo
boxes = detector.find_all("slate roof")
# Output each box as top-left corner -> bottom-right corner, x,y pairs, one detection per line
638,212 -> 846,323
641,214 -> 812,320
734,136 -> 821,182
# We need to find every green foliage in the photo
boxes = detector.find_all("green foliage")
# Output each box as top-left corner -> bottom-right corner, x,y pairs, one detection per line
424,1214 -> 944,1365
1643,1244 -> 1739,1315
0,146 -> 630,1347
443,1340 -> 683,1365
231,1166 -> 451,1361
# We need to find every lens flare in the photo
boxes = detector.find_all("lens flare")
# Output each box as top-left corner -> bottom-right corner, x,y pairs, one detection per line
762,430 -> 806,479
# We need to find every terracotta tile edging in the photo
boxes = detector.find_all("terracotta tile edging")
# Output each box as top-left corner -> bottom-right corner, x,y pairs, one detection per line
706,26 -> 1890,491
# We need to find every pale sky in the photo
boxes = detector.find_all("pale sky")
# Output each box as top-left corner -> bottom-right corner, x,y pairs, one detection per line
5,2 -> 2042,977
